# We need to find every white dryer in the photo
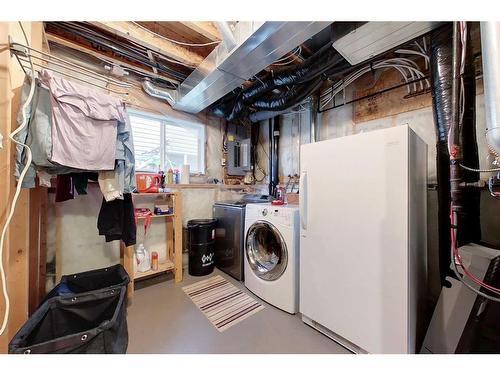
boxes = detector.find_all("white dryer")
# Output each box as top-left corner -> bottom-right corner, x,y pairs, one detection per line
244,203 -> 300,314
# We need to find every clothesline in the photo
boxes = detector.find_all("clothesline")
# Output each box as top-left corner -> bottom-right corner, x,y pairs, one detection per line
15,67 -> 138,248
10,41 -> 131,95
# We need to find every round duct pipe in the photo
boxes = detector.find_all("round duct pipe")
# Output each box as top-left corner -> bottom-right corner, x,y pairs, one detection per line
480,22 -> 500,155
142,78 -> 176,107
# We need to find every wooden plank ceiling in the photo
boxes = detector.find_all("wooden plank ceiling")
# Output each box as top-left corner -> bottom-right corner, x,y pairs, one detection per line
43,21 -> 222,87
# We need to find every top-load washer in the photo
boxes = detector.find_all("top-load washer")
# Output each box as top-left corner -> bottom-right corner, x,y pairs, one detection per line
244,203 -> 300,314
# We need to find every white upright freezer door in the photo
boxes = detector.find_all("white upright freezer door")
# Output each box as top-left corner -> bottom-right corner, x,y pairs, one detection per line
299,125 -> 412,354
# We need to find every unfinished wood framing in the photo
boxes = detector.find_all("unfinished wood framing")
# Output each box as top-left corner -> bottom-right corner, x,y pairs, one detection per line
28,187 -> 41,316
28,186 -> 48,315
45,33 -> 179,86
0,21 -> 43,353
37,188 -> 48,304
121,192 -> 183,303
179,21 -> 221,42
173,192 -> 183,283
88,21 -> 204,66
121,243 -> 135,301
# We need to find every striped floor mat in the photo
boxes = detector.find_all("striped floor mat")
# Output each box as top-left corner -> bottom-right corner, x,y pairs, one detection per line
182,275 -> 264,332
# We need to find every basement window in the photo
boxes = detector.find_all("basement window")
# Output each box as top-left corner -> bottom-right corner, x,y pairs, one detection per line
128,109 -> 206,174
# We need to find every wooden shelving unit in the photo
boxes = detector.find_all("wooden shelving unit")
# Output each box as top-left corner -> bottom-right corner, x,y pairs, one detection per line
136,214 -> 174,219
120,191 -> 183,301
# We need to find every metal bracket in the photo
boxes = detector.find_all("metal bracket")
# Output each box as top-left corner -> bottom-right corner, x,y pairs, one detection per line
9,36 -> 28,57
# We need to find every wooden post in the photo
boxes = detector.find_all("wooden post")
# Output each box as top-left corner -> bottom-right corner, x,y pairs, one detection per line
174,192 -> 183,283
28,186 -> 41,315
120,242 -> 135,300
0,22 -> 43,353
54,203 -> 62,283
38,188 -> 48,304
167,217 -> 174,262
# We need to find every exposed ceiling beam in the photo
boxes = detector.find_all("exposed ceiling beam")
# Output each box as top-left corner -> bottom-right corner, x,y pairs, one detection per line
45,33 -> 179,85
179,22 -> 221,42
88,21 -> 204,66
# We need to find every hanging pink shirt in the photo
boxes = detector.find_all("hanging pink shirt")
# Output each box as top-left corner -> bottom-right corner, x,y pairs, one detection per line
40,69 -> 125,170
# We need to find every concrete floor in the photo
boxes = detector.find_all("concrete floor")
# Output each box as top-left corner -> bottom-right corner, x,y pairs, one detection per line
127,269 -> 350,354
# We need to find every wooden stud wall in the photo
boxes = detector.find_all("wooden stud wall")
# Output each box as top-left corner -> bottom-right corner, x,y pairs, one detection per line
0,21 -> 43,353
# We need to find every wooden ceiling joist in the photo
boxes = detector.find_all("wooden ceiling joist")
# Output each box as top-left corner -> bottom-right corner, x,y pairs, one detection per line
88,21 -> 204,66
179,21 -> 221,42
45,33 -> 179,85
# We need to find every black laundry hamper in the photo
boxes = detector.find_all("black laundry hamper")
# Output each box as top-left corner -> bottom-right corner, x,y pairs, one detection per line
41,264 -> 130,305
9,264 -> 130,354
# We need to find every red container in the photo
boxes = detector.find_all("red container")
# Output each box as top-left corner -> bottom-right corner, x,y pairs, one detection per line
136,173 -> 162,193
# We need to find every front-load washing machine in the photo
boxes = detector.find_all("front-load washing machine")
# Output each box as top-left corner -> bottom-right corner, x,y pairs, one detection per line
244,203 -> 300,314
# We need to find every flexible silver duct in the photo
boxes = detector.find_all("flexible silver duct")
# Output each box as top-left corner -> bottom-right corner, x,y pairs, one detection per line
141,78 -> 176,107
480,22 -> 500,155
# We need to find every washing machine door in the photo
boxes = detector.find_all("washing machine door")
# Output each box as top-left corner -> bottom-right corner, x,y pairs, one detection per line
246,220 -> 288,281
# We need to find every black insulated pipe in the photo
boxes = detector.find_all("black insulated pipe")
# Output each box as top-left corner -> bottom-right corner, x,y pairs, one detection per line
268,118 -> 274,196
212,44 -> 346,121
457,22 -> 481,247
251,77 -> 323,111
268,116 -> 280,197
242,47 -> 343,103
430,24 -> 454,287
272,116 -> 280,198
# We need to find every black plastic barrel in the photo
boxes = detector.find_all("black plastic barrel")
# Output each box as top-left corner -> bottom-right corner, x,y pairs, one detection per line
188,219 -> 217,276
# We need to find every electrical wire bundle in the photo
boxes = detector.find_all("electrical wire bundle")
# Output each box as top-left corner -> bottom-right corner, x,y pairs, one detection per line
270,46 -> 303,67
47,22 -> 191,82
319,55 -> 429,110
450,208 -> 500,302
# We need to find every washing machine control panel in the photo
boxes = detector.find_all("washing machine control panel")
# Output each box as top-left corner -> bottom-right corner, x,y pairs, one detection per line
260,208 -> 291,224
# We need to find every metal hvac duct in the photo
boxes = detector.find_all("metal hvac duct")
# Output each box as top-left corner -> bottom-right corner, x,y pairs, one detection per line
332,22 -> 442,65
215,22 -> 237,52
171,21 -> 332,113
480,22 -> 500,155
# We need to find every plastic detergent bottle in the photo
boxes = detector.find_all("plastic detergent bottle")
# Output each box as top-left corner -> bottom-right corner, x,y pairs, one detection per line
166,168 -> 174,185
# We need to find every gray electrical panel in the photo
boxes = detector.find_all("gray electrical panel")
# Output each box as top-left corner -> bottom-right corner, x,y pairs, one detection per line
226,124 -> 252,176
227,138 -> 251,176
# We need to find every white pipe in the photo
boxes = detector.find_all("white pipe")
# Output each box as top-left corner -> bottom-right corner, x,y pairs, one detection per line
480,22 -> 500,155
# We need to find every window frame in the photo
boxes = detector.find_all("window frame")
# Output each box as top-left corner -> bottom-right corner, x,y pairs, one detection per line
128,108 -> 206,175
